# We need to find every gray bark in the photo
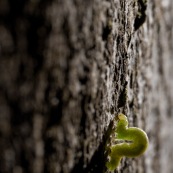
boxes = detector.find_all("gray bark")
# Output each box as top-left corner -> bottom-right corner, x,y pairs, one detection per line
0,0 -> 173,173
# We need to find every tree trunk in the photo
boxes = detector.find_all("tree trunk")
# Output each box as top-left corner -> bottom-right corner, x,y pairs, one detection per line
0,0 -> 173,173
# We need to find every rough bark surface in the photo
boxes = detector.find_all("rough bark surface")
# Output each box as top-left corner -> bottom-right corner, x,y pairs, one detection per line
0,0 -> 173,173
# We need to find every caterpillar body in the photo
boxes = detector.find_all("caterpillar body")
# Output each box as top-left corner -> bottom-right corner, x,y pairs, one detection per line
106,113 -> 149,171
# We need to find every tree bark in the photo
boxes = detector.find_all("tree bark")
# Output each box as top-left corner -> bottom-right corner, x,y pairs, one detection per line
0,0 -> 173,173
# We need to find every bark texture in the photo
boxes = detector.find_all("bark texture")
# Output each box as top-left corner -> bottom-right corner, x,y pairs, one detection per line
0,0 -> 173,173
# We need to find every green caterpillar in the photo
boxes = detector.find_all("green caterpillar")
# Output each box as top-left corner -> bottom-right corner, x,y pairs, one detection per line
106,113 -> 149,171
